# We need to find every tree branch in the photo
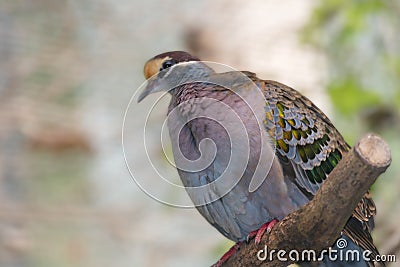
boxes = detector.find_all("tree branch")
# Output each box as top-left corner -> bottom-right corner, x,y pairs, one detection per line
222,133 -> 392,267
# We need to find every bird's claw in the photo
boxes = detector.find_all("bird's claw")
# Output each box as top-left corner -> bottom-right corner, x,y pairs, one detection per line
246,218 -> 279,244
246,230 -> 256,243
211,241 -> 241,267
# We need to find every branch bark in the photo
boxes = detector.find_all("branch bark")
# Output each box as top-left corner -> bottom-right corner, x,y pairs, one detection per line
222,133 -> 392,267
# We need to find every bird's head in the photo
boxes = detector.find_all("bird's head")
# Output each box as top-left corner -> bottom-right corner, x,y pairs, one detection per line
138,51 -> 213,102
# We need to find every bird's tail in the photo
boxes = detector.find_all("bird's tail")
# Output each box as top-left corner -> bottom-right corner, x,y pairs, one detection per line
342,216 -> 384,267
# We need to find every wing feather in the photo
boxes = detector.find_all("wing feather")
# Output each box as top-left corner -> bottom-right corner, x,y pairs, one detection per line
244,73 -> 379,262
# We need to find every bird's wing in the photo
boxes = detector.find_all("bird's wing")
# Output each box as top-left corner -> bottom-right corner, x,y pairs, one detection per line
262,79 -> 350,194
243,73 -> 379,260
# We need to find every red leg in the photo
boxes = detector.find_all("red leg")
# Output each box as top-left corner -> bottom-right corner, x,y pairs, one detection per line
211,241 -> 242,267
247,218 -> 279,244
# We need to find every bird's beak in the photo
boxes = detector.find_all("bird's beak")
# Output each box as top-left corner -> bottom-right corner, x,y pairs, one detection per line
137,77 -> 165,103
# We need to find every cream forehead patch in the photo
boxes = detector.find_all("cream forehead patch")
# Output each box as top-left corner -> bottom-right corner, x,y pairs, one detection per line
143,56 -> 171,79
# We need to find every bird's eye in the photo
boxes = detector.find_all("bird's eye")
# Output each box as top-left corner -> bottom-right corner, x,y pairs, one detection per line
160,60 -> 176,71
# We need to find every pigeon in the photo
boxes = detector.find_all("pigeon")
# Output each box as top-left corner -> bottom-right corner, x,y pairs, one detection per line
138,51 -> 382,267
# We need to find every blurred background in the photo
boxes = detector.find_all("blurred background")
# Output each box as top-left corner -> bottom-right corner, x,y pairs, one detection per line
0,0 -> 399,266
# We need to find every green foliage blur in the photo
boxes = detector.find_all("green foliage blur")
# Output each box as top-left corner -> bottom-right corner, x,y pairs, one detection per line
303,0 -> 400,130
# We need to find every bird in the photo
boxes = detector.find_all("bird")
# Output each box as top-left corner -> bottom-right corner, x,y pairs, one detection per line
138,51 -> 381,267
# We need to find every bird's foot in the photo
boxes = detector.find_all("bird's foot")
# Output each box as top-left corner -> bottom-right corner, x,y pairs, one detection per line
246,218 -> 279,244
211,241 -> 242,267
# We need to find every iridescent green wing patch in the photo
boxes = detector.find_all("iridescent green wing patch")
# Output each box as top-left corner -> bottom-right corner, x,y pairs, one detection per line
262,80 -> 349,194
245,74 -> 377,258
